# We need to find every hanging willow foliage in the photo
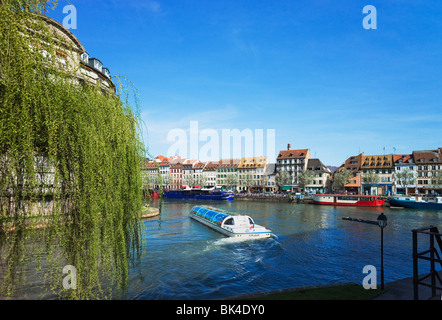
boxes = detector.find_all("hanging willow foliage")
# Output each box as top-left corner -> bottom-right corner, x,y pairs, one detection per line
0,0 -> 147,299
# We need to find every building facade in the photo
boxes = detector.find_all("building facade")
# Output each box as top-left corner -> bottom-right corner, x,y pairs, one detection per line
202,161 -> 219,187
238,157 -> 268,192
170,157 -> 186,190
360,154 -> 394,195
393,154 -> 417,195
276,144 -> 311,188
304,159 -> 332,194
413,148 -> 442,194
263,163 -> 277,192
216,159 -> 240,191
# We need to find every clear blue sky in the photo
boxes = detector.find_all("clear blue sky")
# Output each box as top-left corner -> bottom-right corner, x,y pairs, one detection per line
47,0 -> 442,166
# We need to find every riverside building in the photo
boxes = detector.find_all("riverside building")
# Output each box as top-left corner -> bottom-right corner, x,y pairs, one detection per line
276,144 -> 311,187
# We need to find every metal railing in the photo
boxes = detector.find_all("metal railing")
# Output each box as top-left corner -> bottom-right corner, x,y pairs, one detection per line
412,226 -> 442,300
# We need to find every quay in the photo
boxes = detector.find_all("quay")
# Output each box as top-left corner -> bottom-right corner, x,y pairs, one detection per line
373,272 -> 442,300
225,272 -> 442,300
234,194 -> 291,203
233,193 -> 315,203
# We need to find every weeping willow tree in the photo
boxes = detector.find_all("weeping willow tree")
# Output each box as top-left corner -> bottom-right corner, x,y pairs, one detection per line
0,0 -> 147,299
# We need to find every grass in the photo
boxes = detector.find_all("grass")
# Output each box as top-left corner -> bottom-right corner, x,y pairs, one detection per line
244,284 -> 384,300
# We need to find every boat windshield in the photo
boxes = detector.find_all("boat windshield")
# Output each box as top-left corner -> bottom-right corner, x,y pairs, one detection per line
192,206 -> 230,225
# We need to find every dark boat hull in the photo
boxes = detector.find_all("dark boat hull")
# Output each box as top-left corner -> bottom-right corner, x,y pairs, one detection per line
389,198 -> 442,210
163,190 -> 234,201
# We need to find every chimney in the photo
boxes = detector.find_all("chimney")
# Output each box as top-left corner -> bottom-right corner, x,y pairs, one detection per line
288,144 -> 291,150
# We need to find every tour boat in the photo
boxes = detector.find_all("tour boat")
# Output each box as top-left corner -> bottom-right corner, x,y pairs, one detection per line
190,206 -> 272,239
312,194 -> 385,207
163,187 -> 234,201
389,195 -> 442,210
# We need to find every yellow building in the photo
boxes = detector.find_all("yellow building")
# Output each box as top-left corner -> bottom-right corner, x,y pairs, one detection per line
360,154 -> 394,195
238,157 -> 268,191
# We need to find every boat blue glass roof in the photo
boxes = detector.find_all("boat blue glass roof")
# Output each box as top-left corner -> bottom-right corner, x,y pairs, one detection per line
192,206 -> 230,225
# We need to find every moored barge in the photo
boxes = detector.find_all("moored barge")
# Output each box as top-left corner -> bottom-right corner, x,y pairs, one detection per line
312,194 -> 385,207
164,187 -> 234,201
389,195 -> 442,210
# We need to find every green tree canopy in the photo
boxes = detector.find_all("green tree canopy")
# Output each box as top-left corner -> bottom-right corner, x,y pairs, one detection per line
332,168 -> 352,191
298,170 -> 315,191
395,169 -> 416,193
362,170 -> 380,185
275,171 -> 292,188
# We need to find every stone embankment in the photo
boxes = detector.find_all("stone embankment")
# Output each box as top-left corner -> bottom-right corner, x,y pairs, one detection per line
234,194 -> 315,203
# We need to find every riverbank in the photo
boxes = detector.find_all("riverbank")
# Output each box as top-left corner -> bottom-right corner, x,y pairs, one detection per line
234,195 -> 291,203
234,194 -> 315,204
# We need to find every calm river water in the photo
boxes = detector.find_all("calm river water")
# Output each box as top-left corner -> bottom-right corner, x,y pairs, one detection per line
127,199 -> 442,300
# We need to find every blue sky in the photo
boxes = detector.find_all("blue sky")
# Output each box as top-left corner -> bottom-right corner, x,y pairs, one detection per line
47,0 -> 442,166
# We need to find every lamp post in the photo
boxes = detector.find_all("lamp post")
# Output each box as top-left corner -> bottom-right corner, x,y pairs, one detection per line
342,213 -> 388,290
377,213 -> 388,290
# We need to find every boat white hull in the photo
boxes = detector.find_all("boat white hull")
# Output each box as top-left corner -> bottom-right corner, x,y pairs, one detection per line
190,212 -> 271,239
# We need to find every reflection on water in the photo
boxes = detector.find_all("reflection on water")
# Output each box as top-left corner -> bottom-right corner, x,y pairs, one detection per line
128,200 -> 442,300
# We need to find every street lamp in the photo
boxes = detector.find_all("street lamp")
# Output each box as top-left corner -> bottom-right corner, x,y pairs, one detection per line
377,213 -> 387,228
342,213 -> 388,290
377,213 -> 388,290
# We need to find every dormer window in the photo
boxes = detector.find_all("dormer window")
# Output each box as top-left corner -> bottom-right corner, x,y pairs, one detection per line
102,67 -> 110,79
80,52 -> 89,64
89,58 -> 103,72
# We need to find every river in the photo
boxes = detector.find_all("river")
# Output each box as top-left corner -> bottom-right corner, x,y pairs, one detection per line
126,199 -> 442,300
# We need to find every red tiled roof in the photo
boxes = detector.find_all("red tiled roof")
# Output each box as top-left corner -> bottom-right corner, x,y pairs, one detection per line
146,161 -> 157,168
203,161 -> 219,170
218,159 -> 240,168
412,149 -> 442,164
277,149 -> 309,160
393,154 -> 412,164
193,162 -> 206,169
155,155 -> 168,162
340,153 -> 363,171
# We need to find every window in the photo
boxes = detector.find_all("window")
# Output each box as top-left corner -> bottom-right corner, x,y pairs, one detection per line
224,218 -> 234,226
80,52 -> 89,63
